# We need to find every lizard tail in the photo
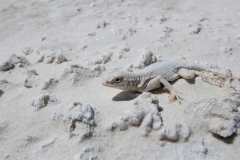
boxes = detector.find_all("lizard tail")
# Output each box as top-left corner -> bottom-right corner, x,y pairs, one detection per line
181,61 -> 226,77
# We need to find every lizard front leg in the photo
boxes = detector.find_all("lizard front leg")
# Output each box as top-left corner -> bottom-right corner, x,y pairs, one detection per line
144,76 -> 182,104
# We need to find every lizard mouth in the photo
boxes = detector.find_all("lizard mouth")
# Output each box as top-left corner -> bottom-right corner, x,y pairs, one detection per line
102,82 -> 114,87
102,82 -> 125,87
102,83 -> 107,86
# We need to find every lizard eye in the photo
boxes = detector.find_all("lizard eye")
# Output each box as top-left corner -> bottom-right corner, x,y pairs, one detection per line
114,78 -> 121,83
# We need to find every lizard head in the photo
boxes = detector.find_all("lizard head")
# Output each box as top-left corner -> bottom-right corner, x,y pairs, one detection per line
102,71 -> 128,90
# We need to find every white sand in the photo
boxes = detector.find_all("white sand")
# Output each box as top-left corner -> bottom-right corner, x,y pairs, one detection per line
0,0 -> 240,159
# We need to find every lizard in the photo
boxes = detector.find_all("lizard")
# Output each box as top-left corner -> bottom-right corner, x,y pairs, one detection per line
102,60 -> 227,104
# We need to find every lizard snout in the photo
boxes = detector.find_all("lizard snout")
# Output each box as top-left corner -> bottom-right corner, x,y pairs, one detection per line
102,81 -> 108,85
102,78 -> 109,86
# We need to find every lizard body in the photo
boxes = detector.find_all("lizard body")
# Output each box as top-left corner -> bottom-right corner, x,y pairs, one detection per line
102,60 -> 226,104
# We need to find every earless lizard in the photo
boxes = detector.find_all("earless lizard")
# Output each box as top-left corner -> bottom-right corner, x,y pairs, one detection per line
102,60 -> 226,104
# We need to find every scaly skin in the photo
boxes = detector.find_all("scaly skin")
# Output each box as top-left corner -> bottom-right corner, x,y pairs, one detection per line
102,60 -> 226,104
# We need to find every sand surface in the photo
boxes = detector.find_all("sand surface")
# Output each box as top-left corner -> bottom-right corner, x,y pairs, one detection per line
1,0 -> 240,159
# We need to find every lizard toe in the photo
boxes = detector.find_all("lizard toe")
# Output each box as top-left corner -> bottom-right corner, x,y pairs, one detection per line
168,91 -> 181,104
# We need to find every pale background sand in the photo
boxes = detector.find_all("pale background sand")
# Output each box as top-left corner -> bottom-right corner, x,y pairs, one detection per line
0,0 -> 240,159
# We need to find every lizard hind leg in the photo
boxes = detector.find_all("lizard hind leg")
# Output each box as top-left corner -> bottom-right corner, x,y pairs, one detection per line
177,68 -> 196,79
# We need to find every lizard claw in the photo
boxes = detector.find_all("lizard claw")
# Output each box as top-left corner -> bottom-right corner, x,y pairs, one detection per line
168,90 -> 181,104
176,91 -> 183,95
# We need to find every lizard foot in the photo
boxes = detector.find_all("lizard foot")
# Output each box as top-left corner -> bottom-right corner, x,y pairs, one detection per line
197,72 -> 225,87
168,90 -> 182,104
202,75 -> 225,87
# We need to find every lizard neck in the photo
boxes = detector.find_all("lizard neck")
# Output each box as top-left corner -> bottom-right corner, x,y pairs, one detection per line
121,72 -> 143,91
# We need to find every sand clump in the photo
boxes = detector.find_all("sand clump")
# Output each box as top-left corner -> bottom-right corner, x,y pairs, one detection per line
158,27 -> 173,41
61,64 -> 104,85
208,119 -> 236,137
0,54 -> 30,71
206,77 -> 240,137
52,102 -> 98,143
73,147 -> 98,160
189,23 -> 202,34
106,92 -> 162,136
115,27 -> 136,40
136,48 -> 157,69
41,78 -> 58,91
32,92 -> 57,111
0,79 -> 16,93
22,47 -> 34,55
118,44 -> 130,59
106,93 -> 192,143
24,69 -> 39,88
93,52 -> 113,65
0,60 -> 14,71
34,50 -> 68,64
158,122 -> 191,142
45,51 -> 68,64
9,54 -> 30,68
68,102 -> 96,133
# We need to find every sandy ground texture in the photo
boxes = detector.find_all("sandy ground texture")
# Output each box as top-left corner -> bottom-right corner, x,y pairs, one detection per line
1,0 -> 240,159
